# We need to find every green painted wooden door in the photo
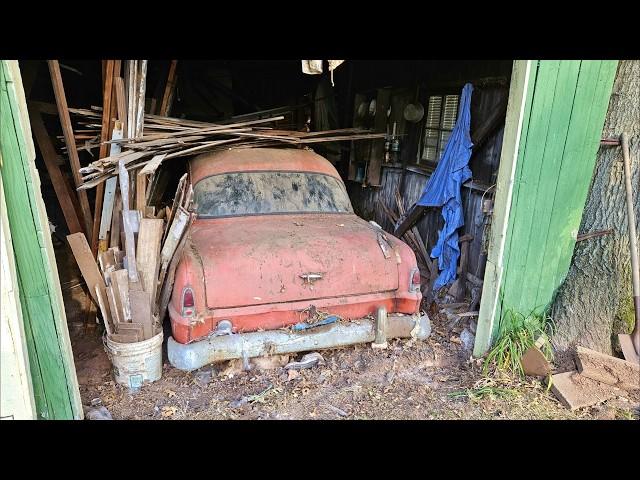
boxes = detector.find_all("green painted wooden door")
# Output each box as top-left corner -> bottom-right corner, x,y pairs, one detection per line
495,60 -> 618,337
1,61 -> 82,419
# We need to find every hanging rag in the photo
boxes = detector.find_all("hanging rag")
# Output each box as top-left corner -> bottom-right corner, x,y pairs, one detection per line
301,60 -> 323,75
302,60 -> 345,86
416,83 -> 474,290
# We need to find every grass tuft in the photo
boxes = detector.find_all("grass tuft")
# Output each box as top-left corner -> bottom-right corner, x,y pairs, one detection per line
448,378 -> 519,401
482,308 -> 554,378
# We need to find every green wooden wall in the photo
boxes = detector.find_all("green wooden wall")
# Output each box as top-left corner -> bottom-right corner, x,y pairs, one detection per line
0,60 -> 82,419
493,60 -> 618,337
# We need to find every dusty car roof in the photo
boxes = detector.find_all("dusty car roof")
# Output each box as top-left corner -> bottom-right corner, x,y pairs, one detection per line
189,148 -> 342,184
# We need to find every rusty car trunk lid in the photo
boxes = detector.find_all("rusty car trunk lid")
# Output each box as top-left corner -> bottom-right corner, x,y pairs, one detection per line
189,213 -> 399,309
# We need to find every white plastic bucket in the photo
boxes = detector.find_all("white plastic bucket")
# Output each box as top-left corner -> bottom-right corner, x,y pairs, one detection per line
104,331 -> 164,390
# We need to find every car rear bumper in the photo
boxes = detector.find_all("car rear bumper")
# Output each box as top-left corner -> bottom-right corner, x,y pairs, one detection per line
169,290 -> 422,344
167,308 -> 431,371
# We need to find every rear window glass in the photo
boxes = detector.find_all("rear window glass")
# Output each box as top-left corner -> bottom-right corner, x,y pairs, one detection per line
193,171 -> 354,218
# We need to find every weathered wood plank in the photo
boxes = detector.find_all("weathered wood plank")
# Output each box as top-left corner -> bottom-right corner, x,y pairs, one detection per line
159,60 -> 178,117
98,121 -> 124,251
136,218 -> 164,304
111,269 -> 131,322
91,59 -> 117,255
28,106 -> 83,234
118,159 -> 138,281
94,285 -> 113,335
47,60 -> 93,237
67,233 -> 105,305
130,290 -> 153,340
105,283 -> 123,325
158,213 -> 195,315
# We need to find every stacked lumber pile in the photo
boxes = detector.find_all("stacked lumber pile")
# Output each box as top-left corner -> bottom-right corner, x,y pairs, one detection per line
75,112 -> 383,191
67,173 -> 194,343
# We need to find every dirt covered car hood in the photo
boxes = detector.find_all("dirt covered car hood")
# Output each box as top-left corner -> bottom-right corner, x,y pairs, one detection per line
189,213 -> 400,309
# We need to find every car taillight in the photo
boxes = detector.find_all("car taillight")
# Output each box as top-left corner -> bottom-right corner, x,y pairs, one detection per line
409,268 -> 421,293
182,287 -> 195,317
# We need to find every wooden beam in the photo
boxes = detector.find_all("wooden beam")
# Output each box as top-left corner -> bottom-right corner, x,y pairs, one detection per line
47,60 -> 93,237
474,61 -> 532,357
159,60 -> 178,117
28,106 -> 83,234
90,60 -> 116,256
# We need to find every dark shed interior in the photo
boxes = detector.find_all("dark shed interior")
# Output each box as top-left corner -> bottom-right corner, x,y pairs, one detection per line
21,58 -> 512,324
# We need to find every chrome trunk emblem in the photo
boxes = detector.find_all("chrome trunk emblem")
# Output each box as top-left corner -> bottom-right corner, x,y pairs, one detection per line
299,273 -> 323,284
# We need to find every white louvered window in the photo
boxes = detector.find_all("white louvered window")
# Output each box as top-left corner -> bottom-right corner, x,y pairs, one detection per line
420,94 -> 459,164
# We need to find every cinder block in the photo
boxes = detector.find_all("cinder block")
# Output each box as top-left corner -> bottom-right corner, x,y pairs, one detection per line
551,371 -> 620,410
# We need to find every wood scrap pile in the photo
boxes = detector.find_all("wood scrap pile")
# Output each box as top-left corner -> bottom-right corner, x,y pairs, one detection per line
76,115 -> 384,192
67,173 -> 194,343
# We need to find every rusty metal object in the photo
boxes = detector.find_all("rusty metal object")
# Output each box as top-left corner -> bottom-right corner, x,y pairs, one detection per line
167,310 -> 431,371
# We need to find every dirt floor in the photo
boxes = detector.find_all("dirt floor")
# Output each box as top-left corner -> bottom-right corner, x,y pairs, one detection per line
55,239 -> 639,421
70,313 -> 639,421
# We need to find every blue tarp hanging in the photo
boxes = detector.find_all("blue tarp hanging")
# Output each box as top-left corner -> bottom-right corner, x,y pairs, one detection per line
416,83 -> 474,290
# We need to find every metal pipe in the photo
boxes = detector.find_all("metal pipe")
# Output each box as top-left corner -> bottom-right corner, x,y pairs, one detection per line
621,133 -> 640,354
168,312 -> 431,371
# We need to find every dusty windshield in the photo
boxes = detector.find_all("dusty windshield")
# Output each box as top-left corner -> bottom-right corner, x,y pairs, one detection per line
193,171 -> 354,218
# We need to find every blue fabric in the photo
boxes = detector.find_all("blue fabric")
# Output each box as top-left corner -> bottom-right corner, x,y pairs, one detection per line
416,83 -> 474,290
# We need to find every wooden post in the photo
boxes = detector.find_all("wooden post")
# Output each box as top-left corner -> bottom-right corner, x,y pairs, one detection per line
47,60 -> 93,237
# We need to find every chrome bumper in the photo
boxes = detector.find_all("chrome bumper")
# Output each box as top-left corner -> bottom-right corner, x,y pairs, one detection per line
167,309 -> 431,371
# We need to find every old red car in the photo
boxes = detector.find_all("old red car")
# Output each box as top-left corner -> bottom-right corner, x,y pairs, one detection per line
167,147 -> 430,370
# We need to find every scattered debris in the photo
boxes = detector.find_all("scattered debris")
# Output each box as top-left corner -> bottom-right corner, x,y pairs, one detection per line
460,328 -> 475,351
84,405 -> 113,420
251,355 -> 291,371
323,404 -> 348,417
285,352 -> 325,370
